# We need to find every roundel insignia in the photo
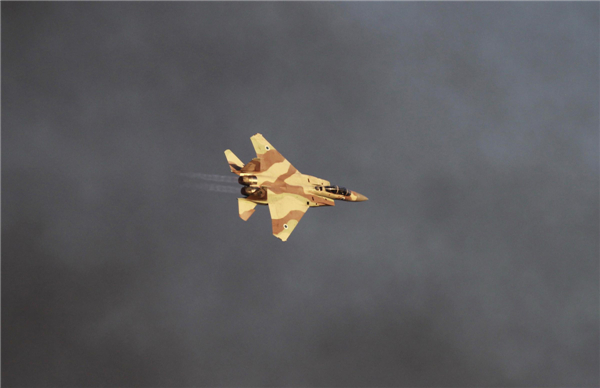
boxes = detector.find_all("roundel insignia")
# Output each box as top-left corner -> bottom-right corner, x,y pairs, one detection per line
283,224 -> 288,229
265,146 -> 270,150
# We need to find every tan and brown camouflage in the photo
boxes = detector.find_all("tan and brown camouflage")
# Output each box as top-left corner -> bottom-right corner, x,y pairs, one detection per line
225,134 -> 368,241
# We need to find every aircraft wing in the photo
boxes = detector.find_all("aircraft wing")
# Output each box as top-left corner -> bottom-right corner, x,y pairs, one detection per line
267,189 -> 309,241
250,133 -> 299,175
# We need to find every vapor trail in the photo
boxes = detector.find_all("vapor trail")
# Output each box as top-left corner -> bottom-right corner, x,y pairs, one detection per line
180,181 -> 240,194
178,172 -> 238,184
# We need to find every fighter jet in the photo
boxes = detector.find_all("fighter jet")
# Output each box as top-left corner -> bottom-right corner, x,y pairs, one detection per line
225,133 -> 368,241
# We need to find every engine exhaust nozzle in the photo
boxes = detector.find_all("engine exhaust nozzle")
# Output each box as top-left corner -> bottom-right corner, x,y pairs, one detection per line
238,175 -> 258,186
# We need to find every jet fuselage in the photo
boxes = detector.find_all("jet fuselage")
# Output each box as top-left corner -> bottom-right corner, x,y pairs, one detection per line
225,134 -> 367,241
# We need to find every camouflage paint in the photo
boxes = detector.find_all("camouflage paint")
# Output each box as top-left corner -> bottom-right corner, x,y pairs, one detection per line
225,134 -> 367,241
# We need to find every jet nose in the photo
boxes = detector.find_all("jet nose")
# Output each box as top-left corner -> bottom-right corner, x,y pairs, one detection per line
352,191 -> 368,202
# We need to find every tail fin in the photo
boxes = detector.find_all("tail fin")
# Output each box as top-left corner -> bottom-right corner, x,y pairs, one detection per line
224,149 -> 244,175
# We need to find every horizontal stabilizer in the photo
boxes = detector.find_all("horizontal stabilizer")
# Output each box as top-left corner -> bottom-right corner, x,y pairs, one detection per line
225,149 -> 244,175
238,198 -> 257,221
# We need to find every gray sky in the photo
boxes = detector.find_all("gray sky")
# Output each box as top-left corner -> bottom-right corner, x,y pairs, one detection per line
3,2 -> 598,387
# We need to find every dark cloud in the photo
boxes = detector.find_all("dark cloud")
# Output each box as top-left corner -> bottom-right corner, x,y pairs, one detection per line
2,2 -> 598,387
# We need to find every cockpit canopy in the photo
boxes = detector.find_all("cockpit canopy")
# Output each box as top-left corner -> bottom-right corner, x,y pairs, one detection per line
323,185 -> 350,196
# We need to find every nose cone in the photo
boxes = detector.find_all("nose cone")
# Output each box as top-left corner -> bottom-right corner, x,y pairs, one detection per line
351,191 -> 368,202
